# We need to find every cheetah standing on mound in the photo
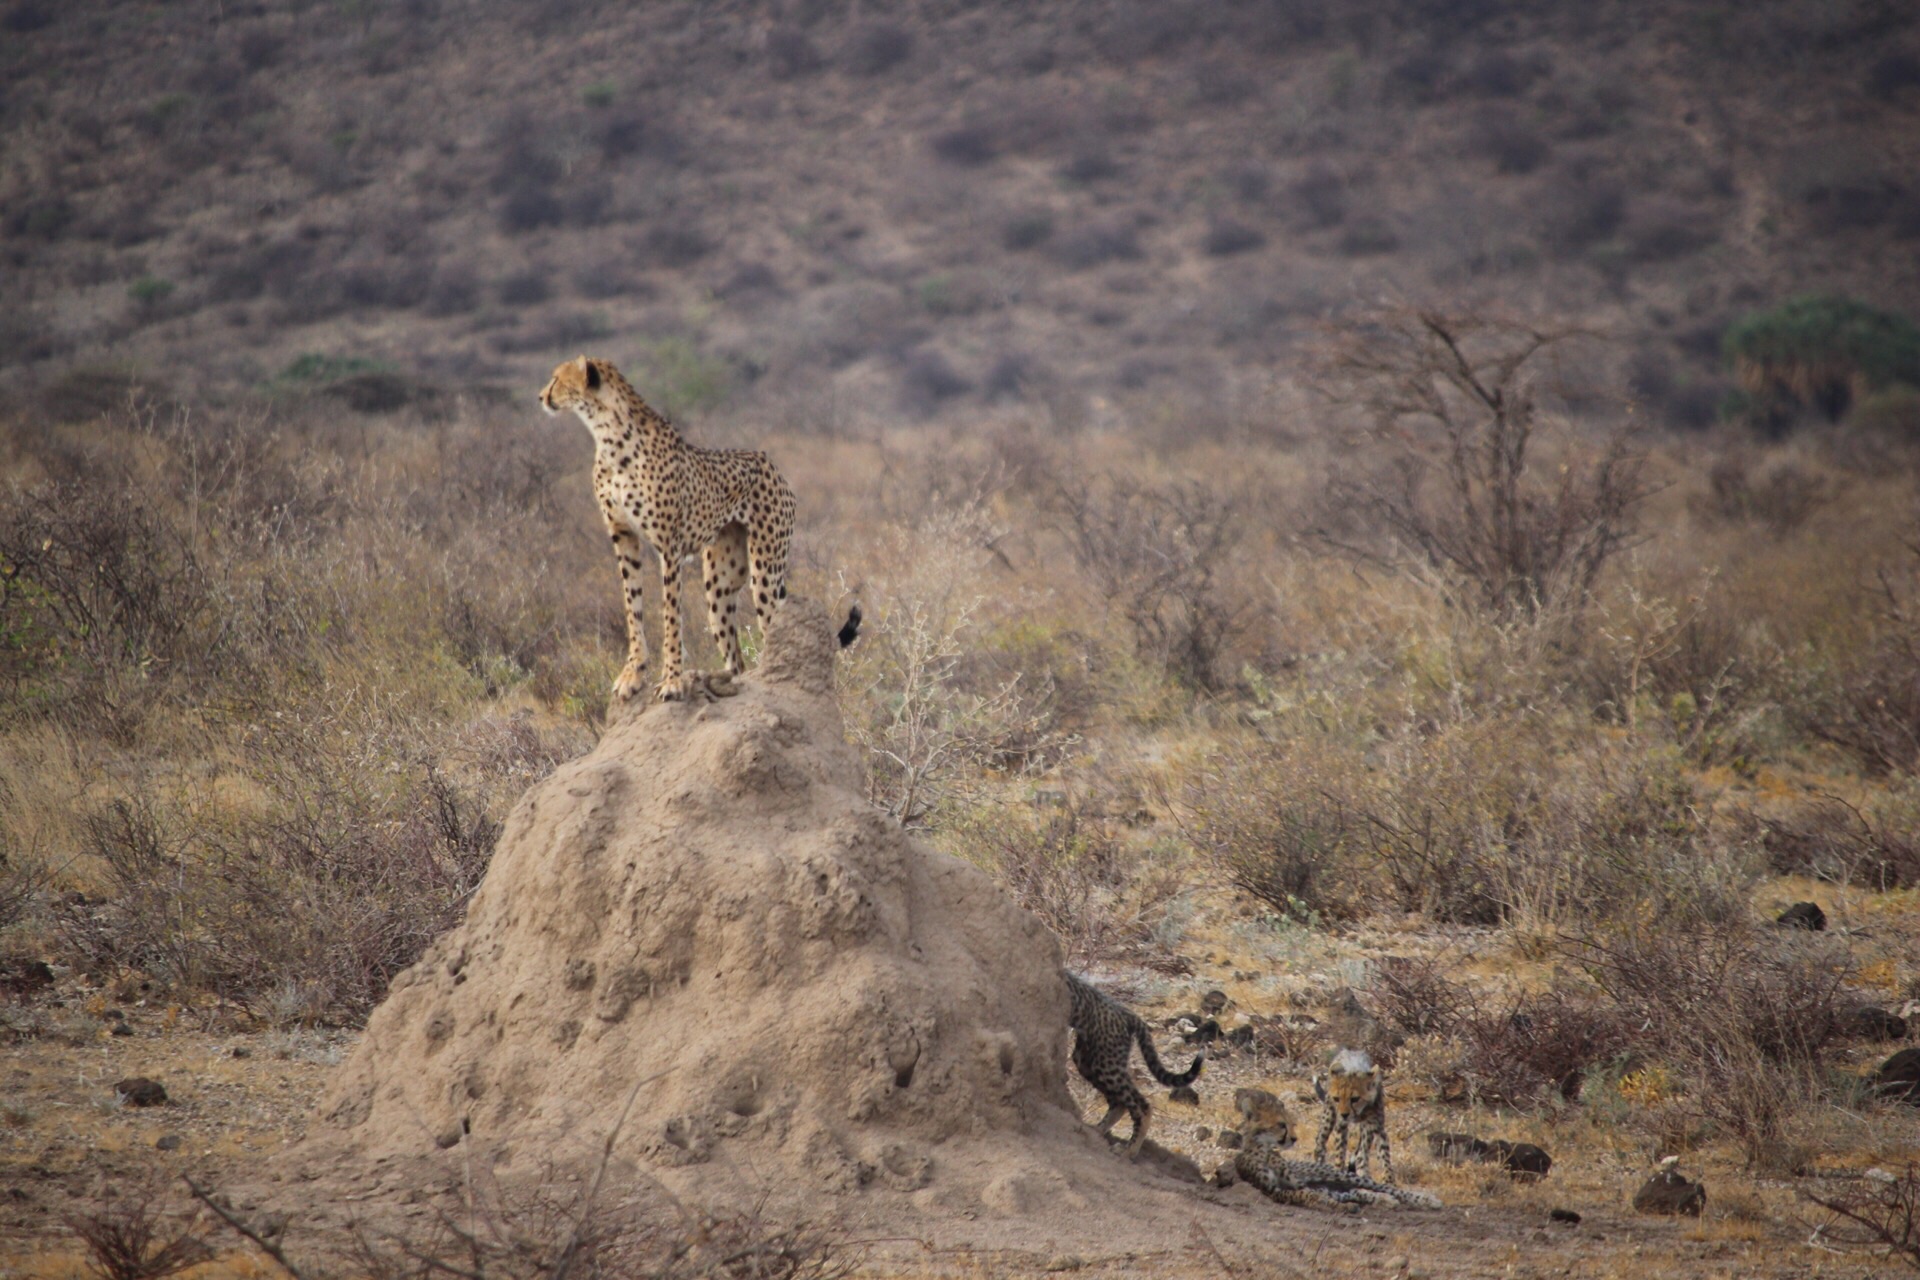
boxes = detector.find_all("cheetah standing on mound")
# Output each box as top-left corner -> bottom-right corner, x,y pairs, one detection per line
1066,973 -> 1204,1158
541,355 -> 812,703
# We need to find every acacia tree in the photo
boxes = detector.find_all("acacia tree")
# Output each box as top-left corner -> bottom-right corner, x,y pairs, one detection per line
1315,309 -> 1655,618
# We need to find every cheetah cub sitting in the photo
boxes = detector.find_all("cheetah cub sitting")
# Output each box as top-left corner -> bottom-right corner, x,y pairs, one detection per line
1314,1047 -> 1392,1182
1066,973 -> 1203,1158
1232,1087 -> 1439,1210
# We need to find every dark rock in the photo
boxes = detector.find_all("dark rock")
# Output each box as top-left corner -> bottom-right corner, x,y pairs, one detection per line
1549,1207 -> 1581,1225
231,1045 -> 251,1059
1226,1025 -> 1255,1049
1195,1126 -> 1212,1143
1201,990 -> 1229,1016
1492,1140 -> 1553,1180
110,1022 -> 133,1037
1180,1018 -> 1223,1045
1212,1158 -> 1239,1188
1632,1167 -> 1706,1216
1218,1129 -> 1243,1149
0,957 -> 55,998
1851,1005 -> 1909,1041
1429,1132 -> 1493,1162
1168,1085 -> 1200,1106
1776,901 -> 1826,931
114,1077 -> 167,1107
1876,1047 -> 1920,1104
155,1134 -> 182,1151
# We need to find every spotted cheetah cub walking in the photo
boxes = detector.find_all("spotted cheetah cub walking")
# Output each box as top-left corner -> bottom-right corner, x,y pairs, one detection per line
540,356 -> 797,704
1232,1087 -> 1438,1210
1066,973 -> 1203,1158
1314,1048 -> 1393,1182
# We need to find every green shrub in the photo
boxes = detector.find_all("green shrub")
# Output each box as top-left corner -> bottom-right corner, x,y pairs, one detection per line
1724,295 -> 1920,424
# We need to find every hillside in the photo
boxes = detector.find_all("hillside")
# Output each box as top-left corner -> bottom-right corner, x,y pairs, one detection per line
3,0 -> 1919,430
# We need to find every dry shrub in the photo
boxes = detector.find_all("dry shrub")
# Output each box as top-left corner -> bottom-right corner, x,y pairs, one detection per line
68,1189 -> 212,1280
1315,309 -> 1655,619
1804,1165 -> 1920,1272
943,806 -> 1183,970
1738,790 -> 1920,891
1048,475 -> 1257,693
1798,531 -> 1920,774
1567,916 -> 1853,1155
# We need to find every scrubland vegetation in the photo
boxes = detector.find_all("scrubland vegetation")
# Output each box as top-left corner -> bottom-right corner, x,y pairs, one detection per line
4,300 -> 1920,1210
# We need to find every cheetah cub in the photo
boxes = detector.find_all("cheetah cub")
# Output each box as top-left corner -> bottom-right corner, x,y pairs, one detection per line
1313,1047 -> 1392,1182
1066,973 -> 1203,1158
1233,1086 -> 1438,1210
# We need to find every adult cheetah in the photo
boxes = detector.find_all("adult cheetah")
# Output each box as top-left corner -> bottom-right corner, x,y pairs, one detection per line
540,355 -> 797,703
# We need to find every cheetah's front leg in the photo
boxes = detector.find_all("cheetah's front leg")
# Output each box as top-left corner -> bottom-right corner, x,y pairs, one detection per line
654,551 -> 739,702
608,524 -> 652,703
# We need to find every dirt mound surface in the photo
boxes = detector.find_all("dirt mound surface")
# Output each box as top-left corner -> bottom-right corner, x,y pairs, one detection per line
274,600 -> 1212,1252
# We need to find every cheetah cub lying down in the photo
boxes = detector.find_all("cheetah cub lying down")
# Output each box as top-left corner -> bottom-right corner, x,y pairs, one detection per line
1066,973 -> 1203,1158
1314,1047 -> 1393,1182
541,356 -> 854,704
1233,1087 -> 1439,1211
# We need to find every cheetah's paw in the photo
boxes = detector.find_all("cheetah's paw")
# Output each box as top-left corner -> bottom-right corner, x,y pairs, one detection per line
656,671 -> 739,703
612,662 -> 650,703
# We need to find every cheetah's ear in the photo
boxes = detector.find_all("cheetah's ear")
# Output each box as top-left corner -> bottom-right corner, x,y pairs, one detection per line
581,358 -> 601,391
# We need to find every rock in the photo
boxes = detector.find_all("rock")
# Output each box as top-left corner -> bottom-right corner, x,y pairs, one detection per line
1195,1126 -> 1212,1143
1179,1018 -> 1223,1045
1875,1047 -> 1920,1104
1211,1158 -> 1239,1188
1633,1167 -> 1706,1217
1168,1085 -> 1200,1106
110,1021 -> 133,1037
231,1045 -> 251,1059
1492,1140 -> 1552,1180
1218,1129 -> 1243,1149
1776,901 -> 1826,931
1549,1207 -> 1581,1225
1201,990 -> 1229,1016
114,1077 -> 167,1107
1851,1005 -> 1909,1041
155,1134 -> 182,1151
0,956 -> 55,998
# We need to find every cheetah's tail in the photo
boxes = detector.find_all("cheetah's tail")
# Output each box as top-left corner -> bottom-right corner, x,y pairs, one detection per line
837,604 -> 863,649
1135,1022 -> 1203,1087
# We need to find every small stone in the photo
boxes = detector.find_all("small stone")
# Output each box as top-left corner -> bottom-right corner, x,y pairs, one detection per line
1496,1140 -> 1553,1180
231,1046 -> 251,1059
1550,1207 -> 1581,1225
1632,1167 -> 1706,1217
110,1022 -> 133,1037
1195,1126 -> 1213,1143
1776,901 -> 1826,931
1218,1129 -> 1242,1149
1428,1132 -> 1492,1163
1168,1085 -> 1200,1106
114,1077 -> 167,1107
1201,990 -> 1229,1016
1852,1005 -> 1909,1041
155,1134 -> 182,1151
1875,1047 -> 1920,1104
1211,1158 -> 1239,1188
1043,1256 -> 1085,1273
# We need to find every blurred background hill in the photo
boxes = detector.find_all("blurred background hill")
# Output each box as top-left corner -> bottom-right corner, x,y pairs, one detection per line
3,0 -> 1918,432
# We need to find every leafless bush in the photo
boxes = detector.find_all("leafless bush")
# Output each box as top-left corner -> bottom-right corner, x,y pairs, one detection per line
1366,954 -> 1474,1039
1452,986 -> 1631,1108
1738,793 -> 1920,891
946,806 -> 1180,969
68,1190 -> 212,1280
1800,534 -> 1920,774
1316,309 -> 1655,618
1049,476 -> 1255,693
1804,1166 -> 1920,1272
1566,917 -> 1853,1152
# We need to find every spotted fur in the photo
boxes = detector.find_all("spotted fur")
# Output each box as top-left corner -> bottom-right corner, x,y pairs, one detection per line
1066,972 -> 1203,1158
1234,1087 -> 1438,1211
540,356 -> 797,703
1313,1047 -> 1392,1182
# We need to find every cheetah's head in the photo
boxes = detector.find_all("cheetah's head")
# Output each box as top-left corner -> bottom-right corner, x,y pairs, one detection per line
1317,1048 -> 1381,1120
539,355 -> 611,420
1234,1087 -> 1297,1152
